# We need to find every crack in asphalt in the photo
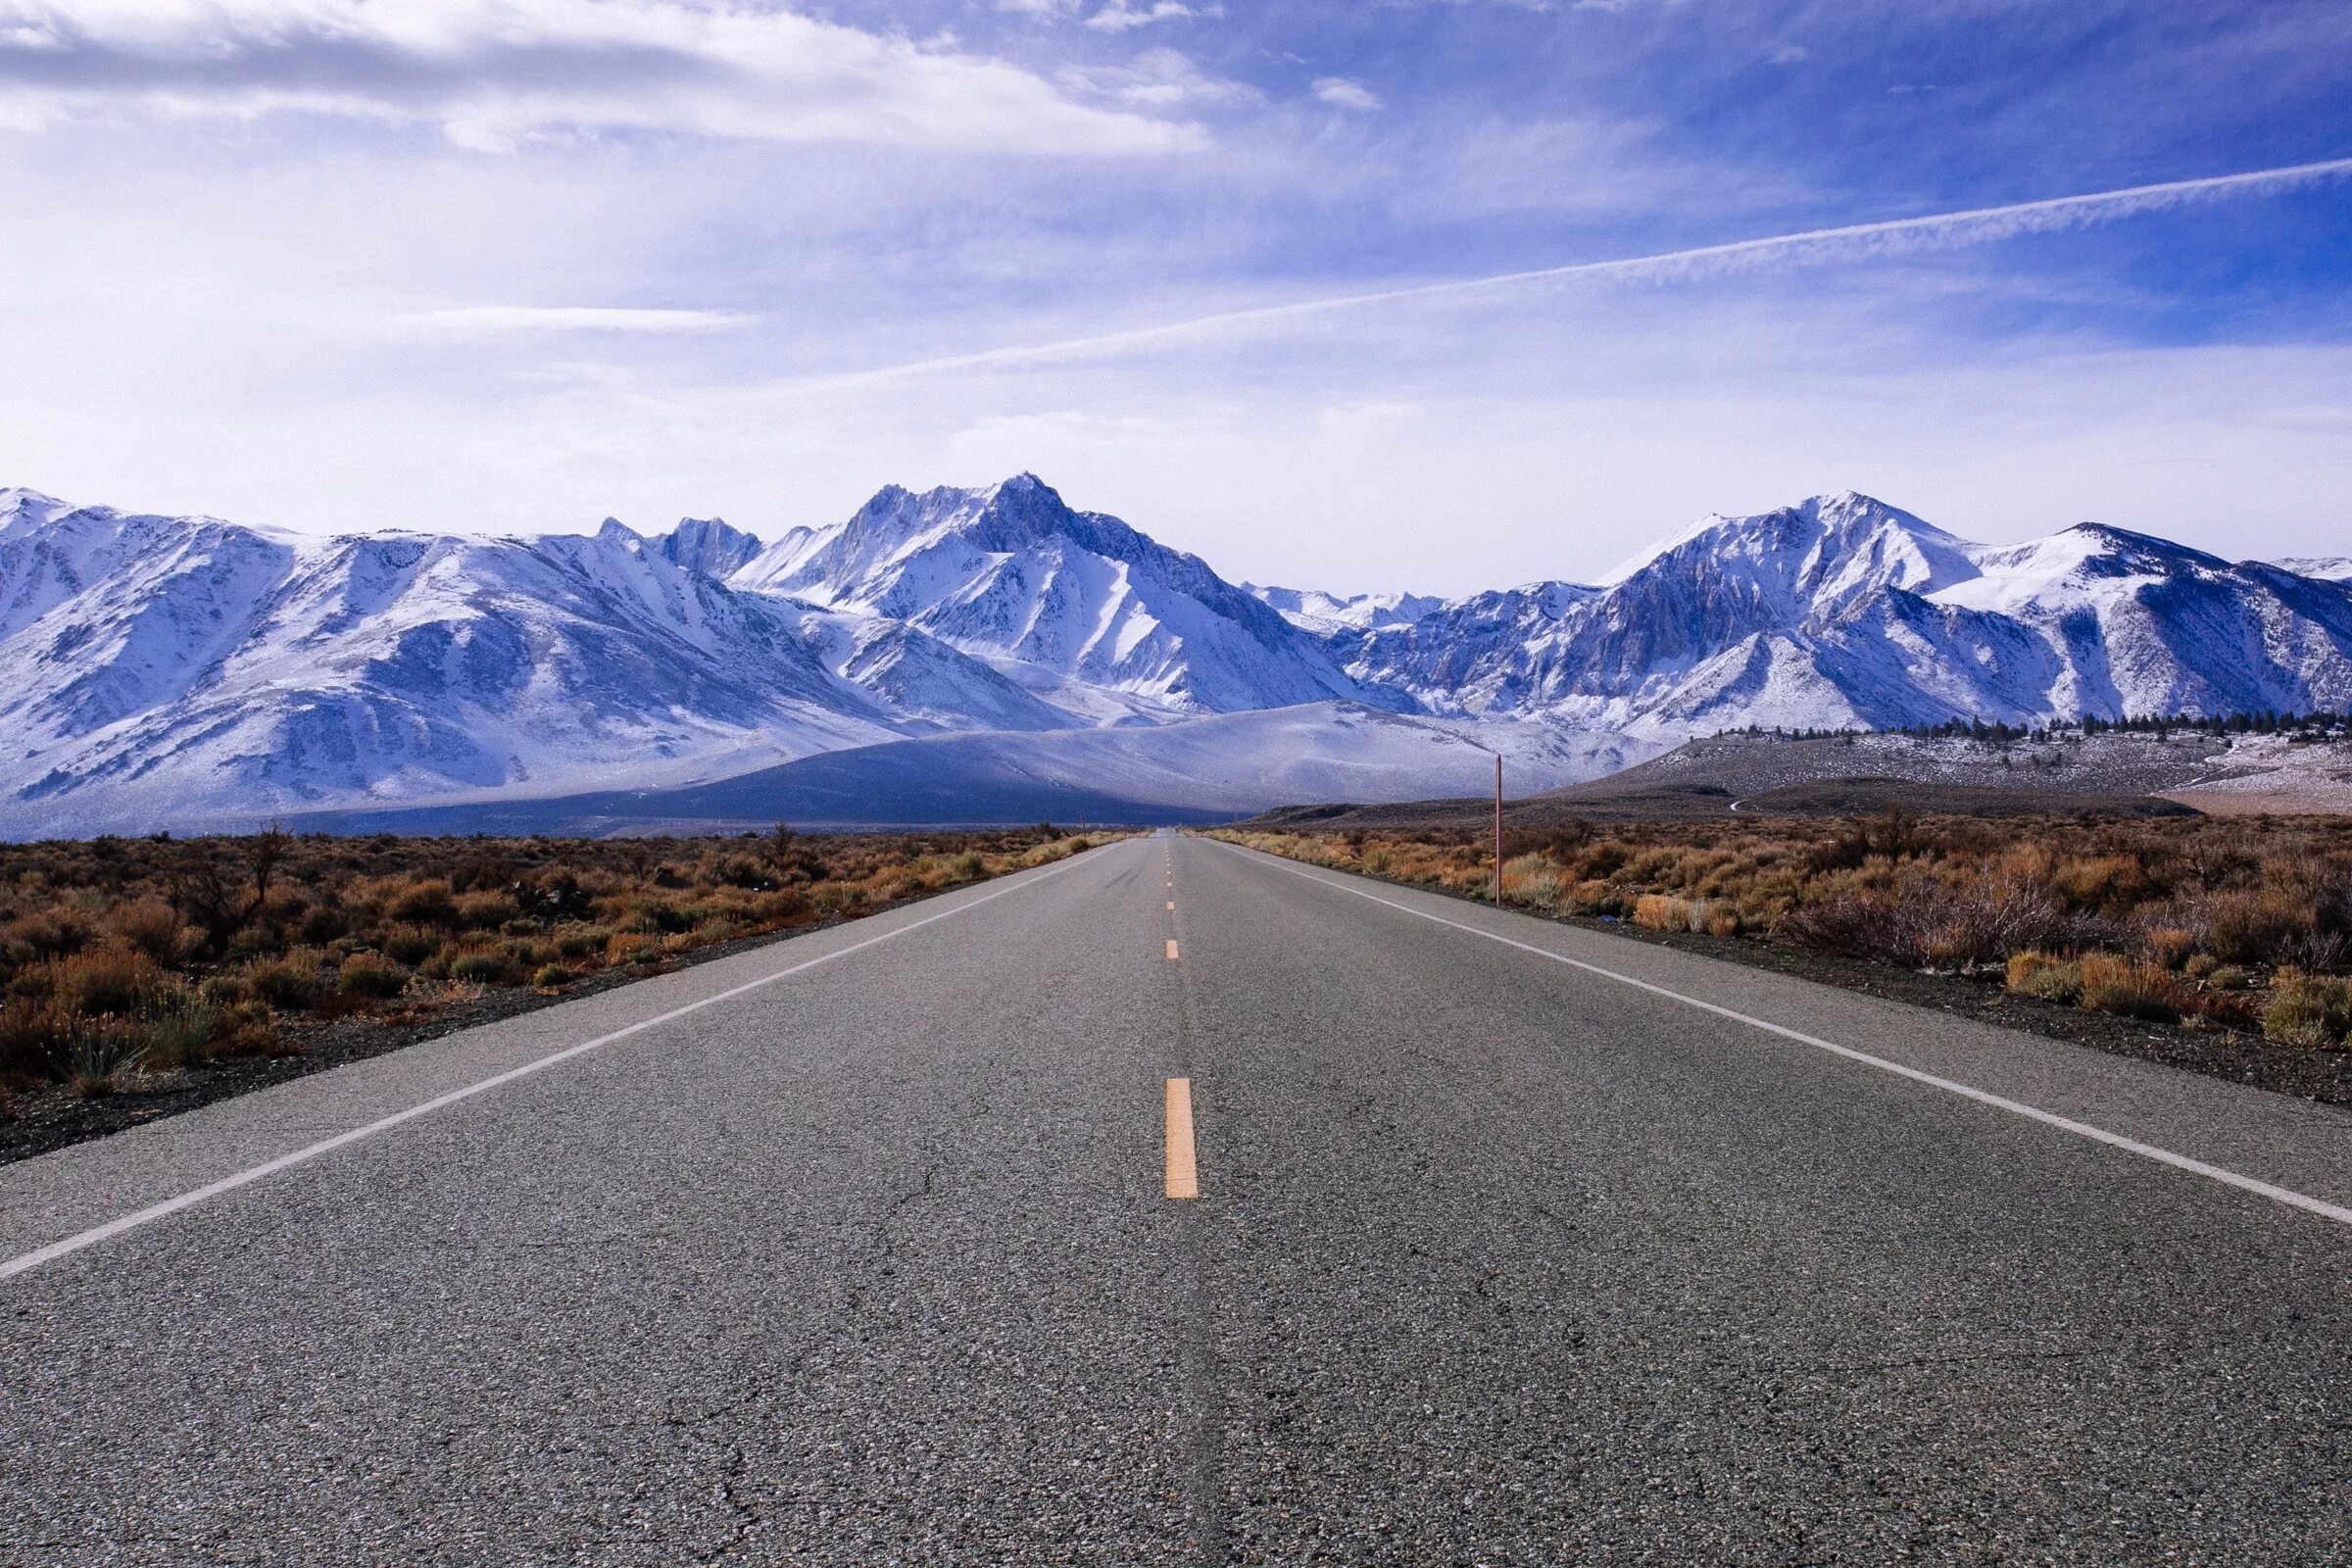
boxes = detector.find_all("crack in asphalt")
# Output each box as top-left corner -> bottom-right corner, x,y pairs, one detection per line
680,1077 -> 1001,1564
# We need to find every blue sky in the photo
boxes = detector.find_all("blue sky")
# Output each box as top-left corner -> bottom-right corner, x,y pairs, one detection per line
1,0 -> 2347,593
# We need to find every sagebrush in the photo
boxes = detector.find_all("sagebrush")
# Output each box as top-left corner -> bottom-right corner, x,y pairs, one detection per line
1210,810 -> 2352,1049
0,823 -> 1115,1101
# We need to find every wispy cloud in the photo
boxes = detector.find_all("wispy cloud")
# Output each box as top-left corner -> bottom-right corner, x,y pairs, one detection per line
1061,46 -> 1259,109
1086,0 -> 1218,31
998,0 -> 1218,28
816,156 -> 2352,382
1312,77 -> 1384,111
397,306 -> 753,336
0,0 -> 1198,153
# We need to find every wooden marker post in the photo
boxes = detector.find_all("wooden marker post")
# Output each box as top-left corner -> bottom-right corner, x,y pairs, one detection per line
1493,754 -> 1503,906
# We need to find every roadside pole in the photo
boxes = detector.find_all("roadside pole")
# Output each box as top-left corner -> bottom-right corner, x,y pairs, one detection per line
1493,754 -> 1503,905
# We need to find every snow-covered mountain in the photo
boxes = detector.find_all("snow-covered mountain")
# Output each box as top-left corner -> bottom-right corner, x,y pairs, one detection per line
732,475 -> 1391,718
4,477 -> 2351,836
0,491 -> 1057,835
1245,583 -> 1446,635
1332,493 -> 2352,735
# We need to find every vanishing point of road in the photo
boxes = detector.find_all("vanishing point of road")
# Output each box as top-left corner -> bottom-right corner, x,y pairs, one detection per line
5,833 -> 2350,1564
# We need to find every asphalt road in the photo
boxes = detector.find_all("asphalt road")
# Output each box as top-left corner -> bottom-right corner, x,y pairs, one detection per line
5,831 -> 2351,1565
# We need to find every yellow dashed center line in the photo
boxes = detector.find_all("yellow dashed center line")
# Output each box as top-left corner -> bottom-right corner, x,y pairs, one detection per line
1165,939 -> 1179,960
1164,1077 -> 1198,1200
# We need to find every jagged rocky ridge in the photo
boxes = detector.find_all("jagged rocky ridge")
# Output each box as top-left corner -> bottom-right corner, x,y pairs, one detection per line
1,477 -> 2347,835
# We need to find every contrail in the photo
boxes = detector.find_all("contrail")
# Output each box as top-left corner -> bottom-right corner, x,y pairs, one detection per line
814,155 -> 2352,384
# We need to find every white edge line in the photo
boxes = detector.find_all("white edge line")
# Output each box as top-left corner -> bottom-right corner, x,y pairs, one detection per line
1,852 -> 1098,1282
1223,842 -> 2352,1228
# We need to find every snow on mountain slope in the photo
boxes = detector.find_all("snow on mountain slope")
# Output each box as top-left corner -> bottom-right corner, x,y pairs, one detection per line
786,606 -> 1080,735
1334,494 -> 2352,732
9,474 -> 2352,838
0,502 -> 1065,837
731,474 -> 1397,718
1245,582 -> 1446,635
2278,557 -> 2352,582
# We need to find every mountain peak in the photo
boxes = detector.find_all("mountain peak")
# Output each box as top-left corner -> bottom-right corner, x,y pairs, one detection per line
655,515 -> 762,577
0,488 -> 76,534
2056,520 -> 2230,570
1595,490 -> 1967,593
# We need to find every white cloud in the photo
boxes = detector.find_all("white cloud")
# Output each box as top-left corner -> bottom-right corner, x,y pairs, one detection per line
1000,0 -> 1216,28
1312,76 -> 1384,111
1767,43 -> 1809,64
1061,47 -> 1259,109
0,0 -> 1198,154
396,306 -> 753,335
1084,1 -> 1216,31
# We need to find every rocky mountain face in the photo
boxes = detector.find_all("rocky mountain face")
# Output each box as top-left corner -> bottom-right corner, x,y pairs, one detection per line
731,475 -> 1388,717
0,492 -> 1044,834
2,478 -> 2348,835
1331,493 -> 2352,736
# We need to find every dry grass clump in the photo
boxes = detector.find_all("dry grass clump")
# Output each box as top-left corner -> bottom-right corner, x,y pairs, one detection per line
0,822 -> 1117,1102
1213,808 -> 2352,1048
2261,970 -> 2352,1049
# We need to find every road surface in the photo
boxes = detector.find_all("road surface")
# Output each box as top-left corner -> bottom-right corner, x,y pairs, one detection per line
5,832 -> 2350,1564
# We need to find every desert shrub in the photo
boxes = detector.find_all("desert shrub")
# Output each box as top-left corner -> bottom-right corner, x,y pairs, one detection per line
533,963 -> 573,989
454,891 -> 520,931
2142,926 -> 2198,969
1569,879 -> 1622,916
1,908 -> 95,961
296,903 -> 348,945
448,950 -> 516,986
752,890 -> 810,924
1633,894 -> 1718,934
2261,970 -> 2352,1049
209,1000 -> 283,1057
1513,873 -> 1566,913
2077,954 -> 2184,1023
105,897 -> 188,964
2006,952 -> 2084,1004
2183,953 -> 2221,981
2206,890 -> 2310,965
40,950 -> 171,1018
143,996 -> 219,1070
1782,873 -> 2070,969
337,955 -> 410,1000
197,974 -> 252,1008
2182,986 -> 2262,1033
551,923 -> 609,960
2050,855 -> 2153,911
607,932 -> 662,966
2280,929 -> 2352,972
243,952 -> 324,1010
382,924 -> 442,965
619,899 -> 691,935
385,878 -> 458,927
0,825 -> 1093,1081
